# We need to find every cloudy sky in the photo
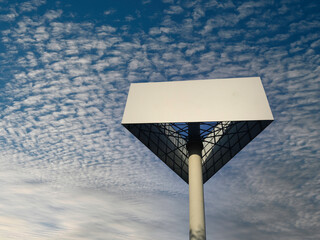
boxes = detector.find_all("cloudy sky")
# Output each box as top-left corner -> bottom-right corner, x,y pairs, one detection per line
0,0 -> 319,239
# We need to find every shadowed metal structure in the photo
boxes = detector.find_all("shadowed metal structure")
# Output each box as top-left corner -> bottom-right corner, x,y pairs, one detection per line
122,77 -> 273,240
123,120 -> 272,183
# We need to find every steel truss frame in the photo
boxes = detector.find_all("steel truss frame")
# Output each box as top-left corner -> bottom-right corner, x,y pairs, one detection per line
123,120 -> 272,183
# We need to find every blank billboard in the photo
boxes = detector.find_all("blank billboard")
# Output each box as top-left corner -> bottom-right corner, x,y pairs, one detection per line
122,78 -> 273,183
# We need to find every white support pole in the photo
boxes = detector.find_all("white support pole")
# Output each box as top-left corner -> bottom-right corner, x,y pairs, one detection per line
188,141 -> 206,240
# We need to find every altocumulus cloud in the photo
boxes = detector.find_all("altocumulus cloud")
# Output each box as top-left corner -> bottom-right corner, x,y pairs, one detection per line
0,6 -> 184,192
0,0 -> 319,239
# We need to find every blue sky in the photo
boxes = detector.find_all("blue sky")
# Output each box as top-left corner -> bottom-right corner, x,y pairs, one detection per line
0,0 -> 319,239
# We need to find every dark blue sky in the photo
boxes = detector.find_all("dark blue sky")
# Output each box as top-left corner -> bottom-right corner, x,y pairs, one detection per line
0,0 -> 319,239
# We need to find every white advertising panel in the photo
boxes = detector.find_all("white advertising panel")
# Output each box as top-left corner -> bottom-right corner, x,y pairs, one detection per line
122,77 -> 273,124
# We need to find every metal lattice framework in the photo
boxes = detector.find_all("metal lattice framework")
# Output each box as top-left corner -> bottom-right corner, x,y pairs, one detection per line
123,120 -> 272,183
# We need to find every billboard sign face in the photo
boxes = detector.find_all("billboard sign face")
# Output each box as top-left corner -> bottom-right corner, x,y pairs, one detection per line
122,77 -> 273,124
122,78 -> 273,183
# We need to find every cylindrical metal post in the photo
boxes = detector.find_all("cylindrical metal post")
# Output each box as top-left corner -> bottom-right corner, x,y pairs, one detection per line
187,123 -> 206,240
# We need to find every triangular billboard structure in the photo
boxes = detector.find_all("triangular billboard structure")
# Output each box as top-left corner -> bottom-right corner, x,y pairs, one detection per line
122,77 -> 273,183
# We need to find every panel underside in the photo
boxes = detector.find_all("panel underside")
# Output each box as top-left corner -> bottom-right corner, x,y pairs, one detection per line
123,120 -> 272,184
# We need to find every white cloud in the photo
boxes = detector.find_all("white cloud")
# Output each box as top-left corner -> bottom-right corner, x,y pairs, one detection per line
44,9 -> 62,20
142,0 -> 151,4
0,0 -> 46,22
19,0 -> 46,13
290,19 -> 320,32
192,6 -> 205,20
237,1 -> 268,19
0,12 -> 18,21
162,0 -> 174,3
164,5 -> 184,15
103,9 -> 116,16
200,14 -> 239,35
